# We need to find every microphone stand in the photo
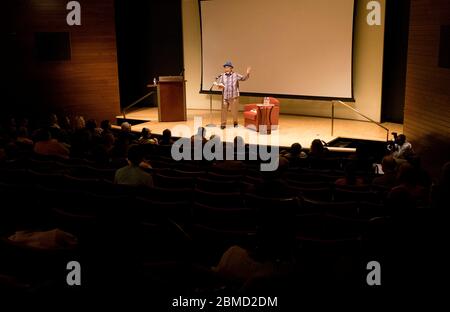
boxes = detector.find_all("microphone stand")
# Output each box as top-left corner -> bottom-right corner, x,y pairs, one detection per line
205,80 -> 219,128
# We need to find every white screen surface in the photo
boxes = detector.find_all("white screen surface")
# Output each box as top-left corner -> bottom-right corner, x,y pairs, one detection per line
200,0 -> 355,98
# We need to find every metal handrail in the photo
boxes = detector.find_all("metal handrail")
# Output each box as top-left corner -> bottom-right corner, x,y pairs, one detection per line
331,100 -> 390,141
121,91 -> 155,120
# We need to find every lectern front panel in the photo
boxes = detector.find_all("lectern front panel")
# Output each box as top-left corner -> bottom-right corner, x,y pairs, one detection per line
157,81 -> 186,122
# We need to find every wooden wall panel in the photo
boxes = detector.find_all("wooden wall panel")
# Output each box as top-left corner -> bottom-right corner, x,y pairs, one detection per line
404,0 -> 450,176
3,0 -> 120,122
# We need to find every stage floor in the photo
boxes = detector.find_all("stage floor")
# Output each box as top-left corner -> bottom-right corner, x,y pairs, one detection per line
116,108 -> 403,148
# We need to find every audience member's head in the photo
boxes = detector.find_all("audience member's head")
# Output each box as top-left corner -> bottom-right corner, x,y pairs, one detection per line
382,155 -> 397,174
127,144 -> 143,166
396,134 -> 407,146
310,139 -> 325,156
121,122 -> 131,132
86,119 -> 98,131
290,143 -> 302,156
162,129 -> 171,137
48,113 -> 59,127
140,128 -> 151,139
73,116 -> 86,130
100,120 -> 112,132
60,116 -> 71,131
397,162 -> 418,186
157,129 -> 173,146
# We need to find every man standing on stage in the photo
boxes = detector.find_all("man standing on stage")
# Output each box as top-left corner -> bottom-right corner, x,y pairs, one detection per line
216,61 -> 251,129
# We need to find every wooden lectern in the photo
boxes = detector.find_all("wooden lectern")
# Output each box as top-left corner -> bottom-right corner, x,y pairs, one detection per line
148,76 -> 186,122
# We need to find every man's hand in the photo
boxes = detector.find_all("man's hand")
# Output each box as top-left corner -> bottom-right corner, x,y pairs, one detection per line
246,66 -> 252,75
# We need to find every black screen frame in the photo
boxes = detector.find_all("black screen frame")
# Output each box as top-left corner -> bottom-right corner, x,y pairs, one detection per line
198,0 -> 356,102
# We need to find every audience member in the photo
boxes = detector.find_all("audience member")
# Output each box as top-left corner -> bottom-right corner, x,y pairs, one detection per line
114,144 -> 153,187
393,134 -> 414,161
281,143 -> 307,166
388,162 -> 428,208
335,161 -> 366,187
33,128 -> 70,159
372,155 -> 397,188
69,116 -> 91,158
47,113 -> 69,144
309,139 -> 328,158
100,120 -> 113,135
248,156 -> 293,198
113,122 -> 136,158
138,128 -> 158,145
15,126 -> 33,147
91,131 -> 115,165
159,129 -> 174,145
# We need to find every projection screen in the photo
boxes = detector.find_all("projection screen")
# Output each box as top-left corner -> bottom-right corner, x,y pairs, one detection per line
200,0 -> 355,99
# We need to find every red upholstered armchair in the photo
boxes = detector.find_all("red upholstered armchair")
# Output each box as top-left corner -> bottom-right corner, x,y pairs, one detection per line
243,97 -> 280,131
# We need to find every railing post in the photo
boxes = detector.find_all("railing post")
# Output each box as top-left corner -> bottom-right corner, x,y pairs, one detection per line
334,100 -> 390,141
331,101 -> 335,136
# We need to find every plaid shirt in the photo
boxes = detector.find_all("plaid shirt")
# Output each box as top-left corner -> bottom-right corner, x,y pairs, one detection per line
217,72 -> 249,100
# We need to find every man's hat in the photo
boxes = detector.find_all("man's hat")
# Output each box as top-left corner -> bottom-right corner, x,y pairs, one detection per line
223,61 -> 234,68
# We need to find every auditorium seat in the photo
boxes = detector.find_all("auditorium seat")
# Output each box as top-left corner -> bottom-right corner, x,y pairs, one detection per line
51,206 -> 97,241
244,193 -> 298,218
206,172 -> 242,182
144,186 -> 193,203
289,186 -> 333,202
189,223 -> 256,265
194,189 -> 244,209
0,183 -> 39,233
334,188 -> 380,203
309,157 -> 343,170
135,197 -> 191,223
357,202 -> 387,219
63,174 -> 102,192
285,179 -> 331,189
0,234 -> 78,282
300,198 -> 358,217
139,220 -> 191,262
154,173 -> 195,189
243,174 -> 263,186
0,168 -> 28,185
192,202 -> 256,231
27,159 -> 61,173
173,169 -> 206,179
285,172 -> 330,183
28,170 -> 64,188
70,166 -> 116,181
294,236 -> 363,287
196,177 -> 241,193
295,213 -> 368,240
